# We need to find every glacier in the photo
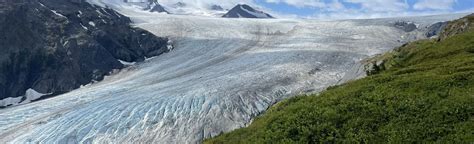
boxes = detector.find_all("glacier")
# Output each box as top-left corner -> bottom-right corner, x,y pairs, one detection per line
0,7 -> 467,143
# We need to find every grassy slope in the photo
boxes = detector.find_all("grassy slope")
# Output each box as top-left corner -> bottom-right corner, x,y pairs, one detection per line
206,16 -> 474,143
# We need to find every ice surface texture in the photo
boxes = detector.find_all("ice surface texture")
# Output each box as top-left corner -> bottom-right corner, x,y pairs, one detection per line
0,9 -> 466,144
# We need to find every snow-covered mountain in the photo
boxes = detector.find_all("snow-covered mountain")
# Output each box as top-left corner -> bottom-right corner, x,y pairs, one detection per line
163,2 -> 227,17
116,0 -> 169,13
0,2 -> 466,142
147,1 -> 168,13
89,0 -> 227,17
210,4 -> 224,11
89,1 -> 271,18
223,4 -> 274,18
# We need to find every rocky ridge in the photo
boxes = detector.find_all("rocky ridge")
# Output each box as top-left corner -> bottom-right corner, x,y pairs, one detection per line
0,0 -> 169,107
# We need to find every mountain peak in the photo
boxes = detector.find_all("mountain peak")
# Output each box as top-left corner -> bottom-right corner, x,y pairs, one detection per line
123,0 -> 169,13
223,4 -> 274,19
148,2 -> 168,13
173,2 -> 186,8
210,4 -> 224,11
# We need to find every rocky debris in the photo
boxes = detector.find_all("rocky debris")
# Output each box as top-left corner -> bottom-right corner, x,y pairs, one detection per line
394,21 -> 418,32
439,13 -> 474,40
0,0 -> 169,107
425,22 -> 448,38
222,4 -> 273,19
364,59 -> 386,76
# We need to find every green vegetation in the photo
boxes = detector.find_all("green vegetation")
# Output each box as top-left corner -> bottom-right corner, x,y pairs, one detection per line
205,15 -> 474,143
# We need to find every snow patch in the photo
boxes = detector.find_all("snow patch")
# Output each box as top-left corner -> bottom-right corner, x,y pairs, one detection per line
96,9 -> 105,16
0,97 -> 22,107
63,40 -> 69,47
77,10 -> 82,17
118,60 -> 136,66
0,89 -> 49,107
166,39 -> 174,51
51,10 -> 68,19
38,2 -> 46,7
80,23 -> 88,30
86,0 -> 106,7
240,5 -> 271,18
88,21 -> 96,27
20,89 -> 50,104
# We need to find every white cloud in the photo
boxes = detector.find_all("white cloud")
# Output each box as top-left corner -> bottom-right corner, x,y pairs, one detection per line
264,0 -> 345,11
150,0 -> 467,19
327,0 -> 346,11
343,0 -> 409,12
310,10 -> 460,20
158,0 -> 256,9
265,0 -> 325,8
264,0 -> 408,12
413,0 -> 456,10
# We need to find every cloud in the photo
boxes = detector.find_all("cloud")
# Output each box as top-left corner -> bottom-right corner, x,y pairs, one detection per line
158,0 -> 256,9
264,0 -> 326,8
263,0 -> 408,12
310,9 -> 461,20
413,0 -> 456,10
151,0 -> 469,19
260,0 -> 468,19
343,0 -> 409,12
264,0 -> 345,11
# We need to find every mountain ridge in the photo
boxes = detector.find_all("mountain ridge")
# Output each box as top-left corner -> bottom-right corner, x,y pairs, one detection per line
0,0 -> 169,107
223,4 -> 274,19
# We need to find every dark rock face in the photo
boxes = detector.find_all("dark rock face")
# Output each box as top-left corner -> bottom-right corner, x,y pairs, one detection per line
147,1 -> 168,13
149,4 -> 168,13
394,21 -> 418,32
222,4 -> 273,19
0,0 -> 169,106
425,22 -> 448,38
173,2 -> 186,8
210,5 -> 223,11
124,0 -> 169,13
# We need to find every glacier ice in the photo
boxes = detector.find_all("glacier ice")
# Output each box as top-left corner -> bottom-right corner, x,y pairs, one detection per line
0,10 -> 467,144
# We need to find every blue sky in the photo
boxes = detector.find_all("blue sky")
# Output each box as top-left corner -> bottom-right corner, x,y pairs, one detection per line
252,0 -> 474,19
159,0 -> 473,19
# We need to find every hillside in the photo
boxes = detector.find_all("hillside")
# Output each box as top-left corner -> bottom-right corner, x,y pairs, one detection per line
205,14 -> 474,143
0,0 -> 169,107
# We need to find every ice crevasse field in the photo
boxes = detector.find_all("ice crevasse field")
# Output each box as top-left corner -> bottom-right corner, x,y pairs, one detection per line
0,2 -> 466,143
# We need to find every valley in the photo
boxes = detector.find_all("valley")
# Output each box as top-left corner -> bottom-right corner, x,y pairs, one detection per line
0,1 -> 469,143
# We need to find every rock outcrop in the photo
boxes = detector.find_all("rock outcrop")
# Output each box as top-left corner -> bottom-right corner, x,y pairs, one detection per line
394,21 -> 418,32
0,0 -> 169,107
146,0 -> 169,13
439,13 -> 474,40
425,22 -> 448,38
210,5 -> 224,11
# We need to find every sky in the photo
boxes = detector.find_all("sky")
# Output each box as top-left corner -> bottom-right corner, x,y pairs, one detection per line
255,0 -> 474,19
158,0 -> 474,19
